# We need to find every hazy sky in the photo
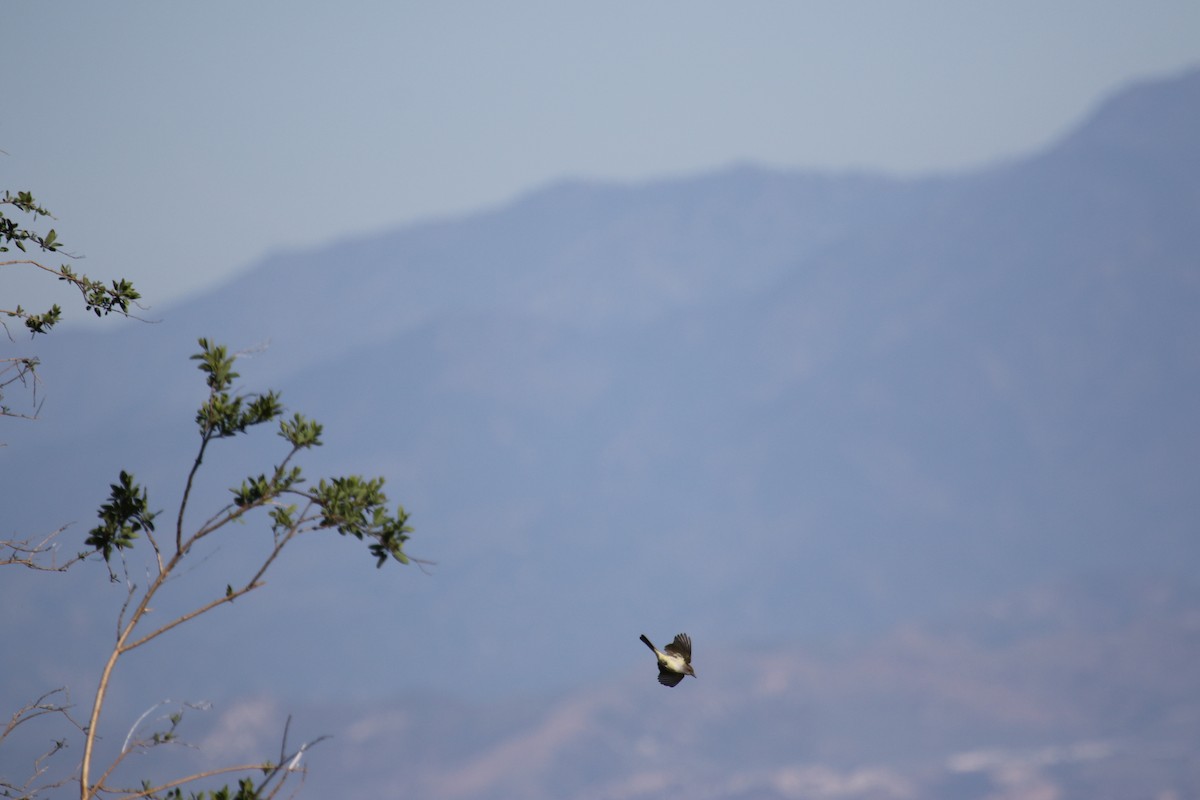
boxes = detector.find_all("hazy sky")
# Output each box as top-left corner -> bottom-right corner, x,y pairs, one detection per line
5,2 -> 1200,319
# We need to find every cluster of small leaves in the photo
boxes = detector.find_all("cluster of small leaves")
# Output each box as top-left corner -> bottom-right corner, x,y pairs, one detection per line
59,264 -> 142,319
313,476 -> 412,567
232,465 -> 302,509
10,304 -> 62,334
278,412 -> 322,449
85,470 -> 158,562
155,778 -> 262,800
191,340 -> 283,438
145,711 -> 184,746
0,190 -> 58,253
2,188 -> 143,420
251,416 -> 326,531
2,191 -> 142,335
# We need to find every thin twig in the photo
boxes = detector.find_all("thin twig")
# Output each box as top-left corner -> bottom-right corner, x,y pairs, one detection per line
97,763 -> 271,800
121,521 -> 302,655
1,527 -> 88,571
176,433 -> 213,555
120,700 -> 172,754
2,687 -> 82,742
100,724 -> 329,800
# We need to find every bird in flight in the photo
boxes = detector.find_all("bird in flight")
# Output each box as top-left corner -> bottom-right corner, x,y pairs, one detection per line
640,632 -> 696,687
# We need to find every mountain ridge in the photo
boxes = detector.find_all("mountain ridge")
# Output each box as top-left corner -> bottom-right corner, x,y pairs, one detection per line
4,64 -> 1198,709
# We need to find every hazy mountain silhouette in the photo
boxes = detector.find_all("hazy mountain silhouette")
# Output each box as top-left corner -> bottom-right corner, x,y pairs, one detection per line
3,65 -> 1199,797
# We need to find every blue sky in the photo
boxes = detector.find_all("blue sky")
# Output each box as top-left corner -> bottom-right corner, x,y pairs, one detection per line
5,1 -> 1200,319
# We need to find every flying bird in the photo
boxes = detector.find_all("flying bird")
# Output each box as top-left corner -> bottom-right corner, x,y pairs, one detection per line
640,632 -> 696,687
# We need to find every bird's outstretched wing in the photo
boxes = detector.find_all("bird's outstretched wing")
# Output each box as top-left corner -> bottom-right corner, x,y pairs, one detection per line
657,667 -> 686,687
664,633 -> 692,661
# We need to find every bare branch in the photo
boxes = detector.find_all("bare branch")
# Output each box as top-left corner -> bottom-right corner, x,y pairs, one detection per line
0,355 -> 45,420
89,699 -> 211,796
2,688 -> 83,744
175,434 -> 213,555
95,716 -> 330,800
121,519 -> 303,655
0,257 -> 66,275
184,442 -> 306,552
96,764 -> 274,800
81,496 -> 316,797
1,527 -> 87,571
0,688 -> 85,799
0,738 -> 77,799
130,700 -> 211,755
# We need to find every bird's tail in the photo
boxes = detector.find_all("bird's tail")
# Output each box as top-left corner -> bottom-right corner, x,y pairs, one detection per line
639,634 -> 657,653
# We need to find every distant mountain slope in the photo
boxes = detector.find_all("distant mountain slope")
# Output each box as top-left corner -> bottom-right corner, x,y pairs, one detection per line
102,575 -> 1200,800
3,65 -> 1198,716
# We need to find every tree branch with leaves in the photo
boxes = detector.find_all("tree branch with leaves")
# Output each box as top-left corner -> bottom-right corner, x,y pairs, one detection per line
2,338 -> 416,800
1,188 -> 144,419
